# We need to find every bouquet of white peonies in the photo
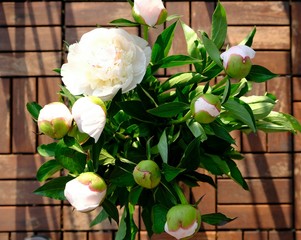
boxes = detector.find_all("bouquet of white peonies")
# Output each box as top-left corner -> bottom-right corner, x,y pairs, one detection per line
27,0 -> 301,239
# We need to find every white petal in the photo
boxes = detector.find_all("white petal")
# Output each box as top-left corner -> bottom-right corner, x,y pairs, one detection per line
221,45 -> 255,68
164,221 -> 198,240
194,97 -> 220,117
134,0 -> 165,26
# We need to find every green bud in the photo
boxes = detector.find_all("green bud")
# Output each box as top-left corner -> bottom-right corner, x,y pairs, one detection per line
133,160 -> 161,189
191,93 -> 221,124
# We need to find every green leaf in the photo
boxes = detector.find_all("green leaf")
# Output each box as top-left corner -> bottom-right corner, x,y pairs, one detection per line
223,98 -> 256,132
246,65 -> 279,83
37,142 -> 57,157
91,134 -> 105,171
110,18 -> 140,27
59,85 -> 78,105
129,185 -> 143,205
102,199 -> 120,224
201,154 -> 227,176
211,1 -> 227,49
202,212 -> 236,226
158,130 -> 168,163
221,78 -> 231,104
155,55 -> 202,69
240,27 -> 256,47
55,140 -> 87,175
115,207 -> 127,240
186,119 -> 208,141
201,34 -> 223,68
63,136 -> 86,154
160,72 -> 206,92
148,102 -> 189,118
151,21 -> 178,63
181,21 -> 200,56
152,204 -> 168,233
178,136 -> 202,170
36,160 -> 63,182
34,176 -> 74,200
226,159 -> 249,190
162,163 -> 185,182
26,102 -> 42,120
90,208 -> 109,227
210,122 -> 235,144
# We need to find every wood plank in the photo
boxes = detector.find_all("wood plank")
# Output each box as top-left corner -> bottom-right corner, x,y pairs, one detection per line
0,206 -> 60,231
269,231 -> 294,240
89,232 -> 114,240
191,2 -> 215,35
226,26 -> 290,50
218,179 -> 292,204
0,27 -> 61,51
0,78 -> 11,153
63,232 -> 87,240
223,2 -> 290,25
0,180 -> 59,205
292,2 -> 301,75
0,154 -> 47,179
217,204 -> 292,229
293,77 -> 301,101
151,232 -> 216,240
244,231 -> 268,240
65,2 -> 132,26
12,78 -> 36,153
236,153 -> 292,178
295,154 -> 301,229
293,103 -> 301,152
0,2 -> 61,26
0,52 -> 61,77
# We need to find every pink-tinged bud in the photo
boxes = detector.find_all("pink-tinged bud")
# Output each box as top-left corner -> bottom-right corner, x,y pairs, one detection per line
220,45 -> 256,79
38,102 -> 73,139
72,96 -> 106,143
64,172 -> 107,213
164,204 -> 201,240
132,0 -> 168,27
191,94 -> 221,124
133,160 -> 161,189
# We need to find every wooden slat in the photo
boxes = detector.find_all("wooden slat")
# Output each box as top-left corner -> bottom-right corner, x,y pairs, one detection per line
218,179 -> 292,204
0,154 -> 46,179
295,154 -> 301,229
223,2 -> 290,25
236,153 -> 292,178
0,78 -> 11,153
89,232 -> 114,240
191,2 -> 215,35
292,2 -> 301,75
12,78 -> 36,153
65,2 -> 132,26
0,180 -> 59,205
294,103 -> 301,152
0,52 -> 61,77
293,77 -> 301,101
226,26 -> 290,50
152,232 -> 216,240
0,2 -> 61,26
0,27 -> 61,51
269,231 -> 294,240
0,206 -> 60,231
217,205 -> 292,229
244,231 -> 268,240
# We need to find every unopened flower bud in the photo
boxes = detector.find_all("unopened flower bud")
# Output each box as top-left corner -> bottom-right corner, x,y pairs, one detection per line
38,102 -> 73,139
72,96 -> 106,143
164,204 -> 201,240
191,94 -> 221,124
64,172 -> 107,213
220,45 -> 255,79
133,160 -> 161,189
132,0 -> 168,27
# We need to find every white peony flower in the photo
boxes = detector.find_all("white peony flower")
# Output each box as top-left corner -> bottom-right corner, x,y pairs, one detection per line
72,96 -> 106,142
64,172 -> 107,213
38,102 -> 73,139
61,28 -> 151,101
133,0 -> 168,27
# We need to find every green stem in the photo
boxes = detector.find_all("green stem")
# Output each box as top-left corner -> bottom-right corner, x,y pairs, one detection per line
143,25 -> 149,41
170,110 -> 192,125
212,75 -> 230,91
173,182 -> 188,205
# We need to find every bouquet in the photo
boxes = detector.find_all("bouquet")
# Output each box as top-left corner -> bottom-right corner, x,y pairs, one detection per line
26,0 -> 301,239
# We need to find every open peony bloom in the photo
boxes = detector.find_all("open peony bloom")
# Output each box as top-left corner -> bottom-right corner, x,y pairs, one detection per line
72,96 -> 106,142
133,160 -> 161,189
191,93 -> 221,124
164,204 -> 201,240
38,102 -> 73,139
64,172 -> 107,213
61,28 -> 151,101
132,0 -> 168,27
220,45 -> 256,79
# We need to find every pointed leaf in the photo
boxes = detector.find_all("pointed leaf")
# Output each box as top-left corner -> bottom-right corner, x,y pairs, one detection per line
240,27 -> 256,47
90,208 -> 109,227
152,204 -> 168,233
148,102 -> 189,118
211,1 -> 227,49
26,102 -> 42,120
162,163 -> 185,182
37,142 -> 57,157
246,65 -> 279,83
36,160 -> 63,182
202,213 -> 236,226
158,130 -> 168,163
201,34 -> 223,68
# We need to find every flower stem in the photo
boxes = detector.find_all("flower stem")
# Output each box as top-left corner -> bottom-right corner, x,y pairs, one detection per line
173,182 -> 188,205
143,25 -> 149,41
170,110 -> 192,125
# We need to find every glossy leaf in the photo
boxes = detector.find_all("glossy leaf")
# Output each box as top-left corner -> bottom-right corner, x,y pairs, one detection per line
36,160 -> 63,182
158,130 -> 168,163
211,1 -> 227,49
152,204 -> 168,233
26,102 -> 42,120
110,18 -> 140,27
162,163 -> 185,182
246,65 -> 279,83
201,34 -> 223,68
240,27 -> 256,47
90,208 -> 109,227
202,212 -> 236,226
37,142 -> 57,157
148,102 -> 189,118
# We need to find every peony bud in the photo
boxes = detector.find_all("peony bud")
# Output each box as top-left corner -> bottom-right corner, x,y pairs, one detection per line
64,172 -> 107,213
132,0 -> 168,27
72,96 -> 106,143
133,160 -> 161,189
220,45 -> 256,79
164,204 -> 201,240
38,102 -> 73,139
191,93 -> 221,124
